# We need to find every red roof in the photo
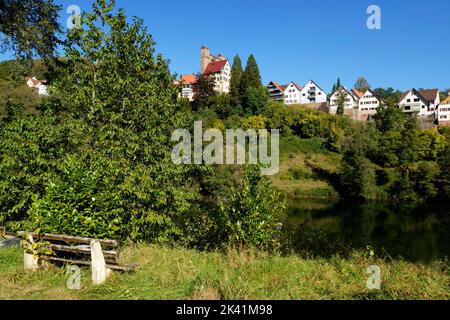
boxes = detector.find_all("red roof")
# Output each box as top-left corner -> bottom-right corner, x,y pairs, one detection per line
204,60 -> 228,75
180,74 -> 198,85
293,82 -> 303,91
351,89 -> 364,98
418,89 -> 439,103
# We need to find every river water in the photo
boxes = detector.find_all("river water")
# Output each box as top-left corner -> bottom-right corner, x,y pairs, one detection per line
282,199 -> 450,263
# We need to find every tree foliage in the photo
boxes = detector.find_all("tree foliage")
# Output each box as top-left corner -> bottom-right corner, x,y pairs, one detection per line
0,0 -> 61,59
0,0 -> 205,241
230,55 -> 243,106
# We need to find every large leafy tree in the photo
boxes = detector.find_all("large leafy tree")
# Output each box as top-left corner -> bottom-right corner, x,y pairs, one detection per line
354,77 -> 370,92
1,0 -> 206,241
192,73 -> 216,110
0,0 -> 61,59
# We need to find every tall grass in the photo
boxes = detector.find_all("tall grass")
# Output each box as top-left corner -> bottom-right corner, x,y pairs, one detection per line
0,245 -> 448,300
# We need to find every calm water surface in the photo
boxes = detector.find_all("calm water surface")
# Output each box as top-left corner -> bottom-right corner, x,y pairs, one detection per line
282,199 -> 450,263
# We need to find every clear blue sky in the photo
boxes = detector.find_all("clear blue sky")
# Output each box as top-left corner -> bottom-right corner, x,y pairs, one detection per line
2,0 -> 450,92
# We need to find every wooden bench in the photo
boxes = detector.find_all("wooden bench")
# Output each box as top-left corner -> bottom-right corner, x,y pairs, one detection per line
2,227 -> 137,284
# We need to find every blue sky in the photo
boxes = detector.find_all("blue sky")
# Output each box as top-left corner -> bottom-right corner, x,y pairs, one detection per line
2,0 -> 450,92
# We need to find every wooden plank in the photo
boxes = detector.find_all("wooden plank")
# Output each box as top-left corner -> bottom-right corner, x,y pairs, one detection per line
15,231 -> 118,247
45,257 -> 137,272
45,244 -> 118,258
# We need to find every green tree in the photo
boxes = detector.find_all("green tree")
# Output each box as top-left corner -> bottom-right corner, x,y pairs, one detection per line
336,91 -> 346,115
242,86 -> 269,116
354,77 -> 370,92
192,73 -> 216,110
373,103 -> 405,133
0,0 -> 61,59
230,55 -> 243,106
240,54 -> 262,96
0,0 -> 205,241
438,144 -> 450,199
331,78 -> 341,94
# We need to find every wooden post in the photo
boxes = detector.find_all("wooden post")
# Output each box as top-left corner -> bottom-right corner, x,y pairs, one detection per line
0,226 -> 5,238
90,240 -> 111,285
23,233 -> 39,271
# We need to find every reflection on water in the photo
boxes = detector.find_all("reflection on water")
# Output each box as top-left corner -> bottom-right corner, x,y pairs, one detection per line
282,199 -> 450,263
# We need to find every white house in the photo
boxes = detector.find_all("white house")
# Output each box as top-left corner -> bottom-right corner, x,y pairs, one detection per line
201,46 -> 230,94
299,80 -> 327,104
26,77 -> 49,96
203,59 -> 231,94
175,74 -> 198,101
283,82 -> 303,105
398,89 -> 440,117
329,86 -> 358,116
437,94 -> 450,126
355,89 -> 385,121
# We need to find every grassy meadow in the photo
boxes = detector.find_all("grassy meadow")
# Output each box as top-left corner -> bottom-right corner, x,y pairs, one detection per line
0,245 -> 448,300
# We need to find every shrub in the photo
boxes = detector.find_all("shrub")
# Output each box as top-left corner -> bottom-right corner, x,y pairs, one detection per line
214,165 -> 286,249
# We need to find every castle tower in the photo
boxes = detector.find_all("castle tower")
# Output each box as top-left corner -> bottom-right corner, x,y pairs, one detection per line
201,46 -> 212,74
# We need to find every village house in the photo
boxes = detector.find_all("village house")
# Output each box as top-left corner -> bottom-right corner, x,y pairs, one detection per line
329,86 -> 359,116
26,76 -> 49,96
437,93 -> 450,126
175,74 -> 198,101
354,89 -> 385,121
267,81 -> 287,102
283,82 -> 303,105
398,89 -> 440,117
201,46 -> 230,94
299,80 -> 327,104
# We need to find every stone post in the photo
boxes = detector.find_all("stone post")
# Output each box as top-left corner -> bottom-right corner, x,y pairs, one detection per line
23,233 -> 39,271
90,240 -> 111,285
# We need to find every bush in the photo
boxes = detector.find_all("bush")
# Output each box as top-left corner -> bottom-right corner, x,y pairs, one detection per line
214,166 -> 286,249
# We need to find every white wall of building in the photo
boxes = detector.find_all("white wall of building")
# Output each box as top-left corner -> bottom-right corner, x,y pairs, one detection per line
299,80 -> 327,104
438,104 -> 450,125
329,87 -> 357,114
399,91 -> 430,117
283,82 -> 302,105
213,61 -> 231,94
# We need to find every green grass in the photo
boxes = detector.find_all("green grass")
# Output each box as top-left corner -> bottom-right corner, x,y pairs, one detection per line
272,136 -> 341,199
0,245 -> 448,300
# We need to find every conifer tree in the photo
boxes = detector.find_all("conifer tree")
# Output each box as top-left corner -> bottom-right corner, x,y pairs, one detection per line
240,54 -> 262,96
230,55 -> 243,106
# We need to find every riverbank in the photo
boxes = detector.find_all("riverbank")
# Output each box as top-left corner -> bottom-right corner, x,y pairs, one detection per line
0,245 -> 448,300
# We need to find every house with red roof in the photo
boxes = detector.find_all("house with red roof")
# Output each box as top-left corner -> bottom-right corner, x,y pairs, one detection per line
283,82 -> 303,105
267,81 -> 287,101
398,88 -> 440,117
201,46 -> 230,94
175,74 -> 198,101
26,76 -> 49,96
